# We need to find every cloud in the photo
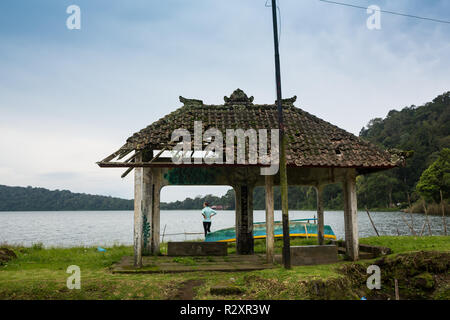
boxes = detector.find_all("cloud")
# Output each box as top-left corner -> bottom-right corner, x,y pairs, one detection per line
0,121 -> 133,197
0,0 -> 449,200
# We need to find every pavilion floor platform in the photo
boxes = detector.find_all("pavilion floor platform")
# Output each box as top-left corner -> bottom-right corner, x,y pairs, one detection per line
111,254 -> 277,274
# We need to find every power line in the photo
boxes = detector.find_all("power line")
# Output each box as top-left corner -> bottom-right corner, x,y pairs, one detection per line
319,0 -> 450,25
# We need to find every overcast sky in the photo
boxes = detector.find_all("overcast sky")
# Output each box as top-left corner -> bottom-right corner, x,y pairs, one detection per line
0,0 -> 449,202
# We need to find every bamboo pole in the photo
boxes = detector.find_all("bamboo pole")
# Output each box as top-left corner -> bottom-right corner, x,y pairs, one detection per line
401,215 -> 416,236
419,221 -> 426,237
440,190 -> 447,236
161,224 -> 167,243
365,207 -> 380,237
422,199 -> 433,236
407,192 -> 415,232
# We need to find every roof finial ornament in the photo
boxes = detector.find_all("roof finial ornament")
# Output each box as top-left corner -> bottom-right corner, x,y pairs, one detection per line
224,88 -> 254,105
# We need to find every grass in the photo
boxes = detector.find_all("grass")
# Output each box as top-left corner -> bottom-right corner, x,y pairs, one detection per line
172,257 -> 197,266
360,236 -> 450,253
409,201 -> 449,215
0,236 -> 449,300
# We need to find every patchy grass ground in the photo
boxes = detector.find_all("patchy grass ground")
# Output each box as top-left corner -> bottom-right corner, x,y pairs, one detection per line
360,236 -> 450,253
0,236 -> 448,300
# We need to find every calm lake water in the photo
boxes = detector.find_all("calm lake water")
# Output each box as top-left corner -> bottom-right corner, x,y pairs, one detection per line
0,210 -> 448,247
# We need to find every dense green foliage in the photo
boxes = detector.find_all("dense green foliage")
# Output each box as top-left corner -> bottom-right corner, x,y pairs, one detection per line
416,148 -> 450,203
0,185 -> 133,211
358,92 -> 450,208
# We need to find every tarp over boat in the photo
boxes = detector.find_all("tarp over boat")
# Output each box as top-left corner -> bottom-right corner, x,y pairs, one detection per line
205,218 -> 336,242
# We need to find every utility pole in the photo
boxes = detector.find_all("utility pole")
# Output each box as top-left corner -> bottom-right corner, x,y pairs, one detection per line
271,0 -> 291,269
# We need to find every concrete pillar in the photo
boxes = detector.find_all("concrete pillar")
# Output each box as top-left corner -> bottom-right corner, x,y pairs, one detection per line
133,155 -> 144,268
316,185 -> 325,245
265,175 -> 275,263
342,169 -> 359,261
235,185 -> 254,254
151,168 -> 161,256
234,185 -> 241,249
142,168 -> 153,256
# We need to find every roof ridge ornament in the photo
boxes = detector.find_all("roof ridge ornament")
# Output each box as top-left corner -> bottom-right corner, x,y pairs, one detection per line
388,148 -> 413,166
224,88 -> 254,105
179,96 -> 203,106
275,96 -> 297,105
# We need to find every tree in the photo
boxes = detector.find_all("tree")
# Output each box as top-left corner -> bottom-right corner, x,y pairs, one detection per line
416,148 -> 450,203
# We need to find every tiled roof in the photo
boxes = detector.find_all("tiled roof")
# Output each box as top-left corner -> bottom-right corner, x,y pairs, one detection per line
121,89 -> 405,168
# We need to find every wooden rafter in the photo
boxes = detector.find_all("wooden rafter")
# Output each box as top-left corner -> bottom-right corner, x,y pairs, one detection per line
116,141 -> 178,178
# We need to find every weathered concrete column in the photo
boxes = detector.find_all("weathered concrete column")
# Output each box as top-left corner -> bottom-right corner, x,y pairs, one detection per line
316,185 -> 325,245
234,185 -> 254,255
142,168 -> 153,256
151,168 -> 162,256
133,154 -> 144,268
265,175 -> 275,263
342,169 -> 359,261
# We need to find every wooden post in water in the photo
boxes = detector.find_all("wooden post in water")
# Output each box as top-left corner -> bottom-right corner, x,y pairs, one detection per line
419,221 -> 426,237
407,192 -> 415,230
265,175 -> 275,263
365,207 -> 380,237
401,214 -> 416,236
422,199 -> 432,236
440,190 -> 447,236
161,224 -> 167,244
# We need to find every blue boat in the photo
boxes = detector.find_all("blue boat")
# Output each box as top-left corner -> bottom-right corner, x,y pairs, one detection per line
205,218 -> 336,242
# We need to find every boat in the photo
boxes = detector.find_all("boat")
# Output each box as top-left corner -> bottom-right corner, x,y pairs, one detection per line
205,218 -> 336,242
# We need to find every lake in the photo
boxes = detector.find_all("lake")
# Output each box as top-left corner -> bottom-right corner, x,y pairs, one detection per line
0,210 -> 448,247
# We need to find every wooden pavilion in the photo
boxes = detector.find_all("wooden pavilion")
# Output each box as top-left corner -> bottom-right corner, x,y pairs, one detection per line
97,89 -> 406,267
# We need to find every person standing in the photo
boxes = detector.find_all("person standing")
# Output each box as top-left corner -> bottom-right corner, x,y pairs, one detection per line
201,202 -> 217,237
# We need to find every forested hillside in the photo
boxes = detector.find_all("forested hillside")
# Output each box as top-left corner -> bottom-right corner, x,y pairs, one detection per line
160,184 -> 343,211
0,185 -> 133,211
357,91 -> 449,209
